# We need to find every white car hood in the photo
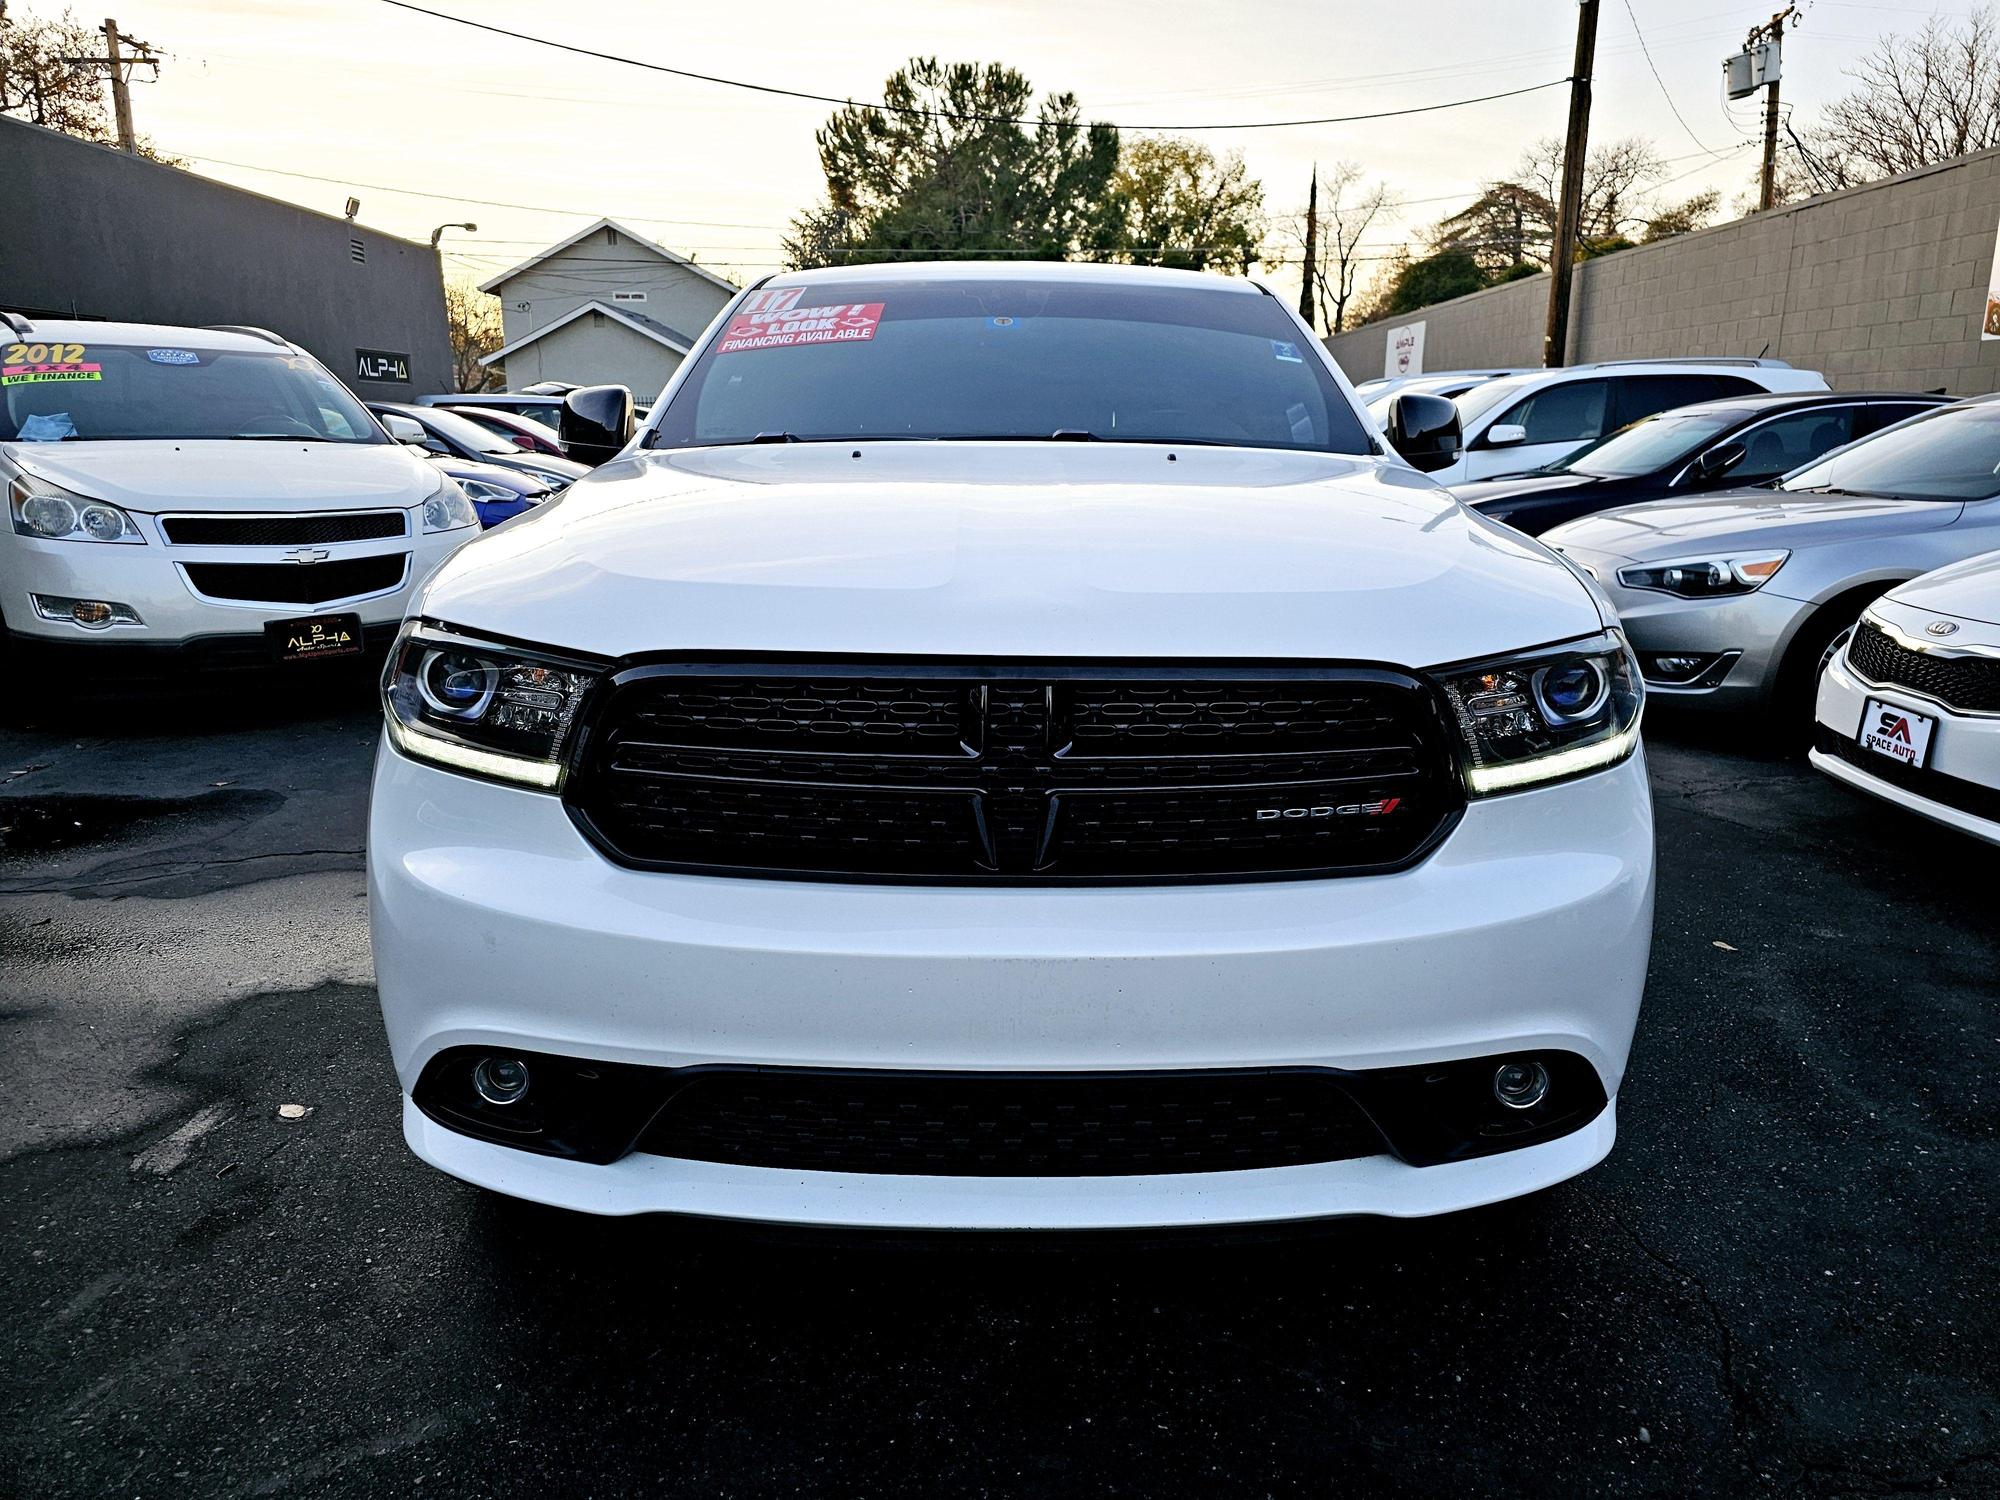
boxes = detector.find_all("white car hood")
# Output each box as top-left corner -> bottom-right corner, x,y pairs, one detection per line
1546,489 -> 1964,562
417,443 -> 1603,666
4,440 -> 440,513
1884,549 -> 2000,628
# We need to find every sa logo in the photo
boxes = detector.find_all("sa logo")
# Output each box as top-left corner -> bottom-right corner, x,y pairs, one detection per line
1873,707 -> 1914,744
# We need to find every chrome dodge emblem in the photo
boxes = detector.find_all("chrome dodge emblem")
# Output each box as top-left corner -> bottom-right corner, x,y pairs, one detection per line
282,548 -> 331,565
1925,619 -> 1959,637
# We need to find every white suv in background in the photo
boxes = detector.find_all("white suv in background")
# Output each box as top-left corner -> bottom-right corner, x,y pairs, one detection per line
1436,358 -> 1830,486
370,263 -> 1656,1233
1,319 -> 478,679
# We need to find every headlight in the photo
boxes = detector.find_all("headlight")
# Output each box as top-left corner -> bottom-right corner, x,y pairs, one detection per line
7,471 -> 143,543
1616,551 -> 1787,598
455,478 -> 522,505
382,622 -> 601,789
421,481 -> 479,533
1434,630 -> 1644,796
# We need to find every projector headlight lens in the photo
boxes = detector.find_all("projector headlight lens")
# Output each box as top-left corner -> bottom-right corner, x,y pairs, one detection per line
1434,630 -> 1643,796
383,622 -> 601,789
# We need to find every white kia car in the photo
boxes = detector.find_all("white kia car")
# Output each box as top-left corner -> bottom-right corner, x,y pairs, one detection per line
1,319 -> 478,679
1812,550 -> 2000,845
368,263 -> 1655,1232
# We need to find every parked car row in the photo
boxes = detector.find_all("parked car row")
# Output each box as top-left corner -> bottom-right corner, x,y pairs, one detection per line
1400,362 -> 1998,845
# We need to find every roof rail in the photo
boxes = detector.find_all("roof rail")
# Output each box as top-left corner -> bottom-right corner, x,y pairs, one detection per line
206,324 -> 291,348
1578,355 -> 1792,369
1,311 -> 32,336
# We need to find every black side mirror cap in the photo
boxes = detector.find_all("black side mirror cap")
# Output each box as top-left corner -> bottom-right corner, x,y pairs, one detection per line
558,385 -> 636,466
1384,392 -> 1463,474
1694,440 -> 1747,480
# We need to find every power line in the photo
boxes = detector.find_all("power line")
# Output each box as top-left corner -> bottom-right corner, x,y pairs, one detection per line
375,0 -> 1572,132
1619,0 -> 1726,155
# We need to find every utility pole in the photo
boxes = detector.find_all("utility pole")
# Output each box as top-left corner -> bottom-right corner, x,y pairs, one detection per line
1754,9 -> 1797,211
1297,165 -> 1319,330
60,17 -> 160,152
1543,0 -> 1599,368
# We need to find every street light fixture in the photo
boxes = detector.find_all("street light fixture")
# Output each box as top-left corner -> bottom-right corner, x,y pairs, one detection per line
430,221 -> 478,249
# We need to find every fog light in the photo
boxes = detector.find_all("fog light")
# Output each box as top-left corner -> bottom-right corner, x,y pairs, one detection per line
1493,1060 -> 1550,1110
471,1056 -> 531,1106
31,594 -> 142,629
1642,653 -> 1710,683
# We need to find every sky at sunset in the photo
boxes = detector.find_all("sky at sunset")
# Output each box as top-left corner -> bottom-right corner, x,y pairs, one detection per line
80,0 -> 1987,309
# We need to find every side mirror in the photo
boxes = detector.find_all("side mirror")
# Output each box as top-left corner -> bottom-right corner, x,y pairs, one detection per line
512,435 -> 537,450
558,385 -> 635,465
1384,393 -> 1463,475
381,413 -> 427,446
1484,422 -> 1528,448
1693,440 -> 1746,481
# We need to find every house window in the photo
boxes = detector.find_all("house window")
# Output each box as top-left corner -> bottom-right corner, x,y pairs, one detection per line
613,290 -> 648,303
606,227 -> 619,247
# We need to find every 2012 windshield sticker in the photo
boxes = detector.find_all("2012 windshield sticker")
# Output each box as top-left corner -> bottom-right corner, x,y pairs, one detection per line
3,341 -> 100,385
715,302 -> 885,354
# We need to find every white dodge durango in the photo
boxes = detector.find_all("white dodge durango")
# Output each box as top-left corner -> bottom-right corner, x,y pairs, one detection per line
1,320 -> 477,678
368,264 -> 1655,1231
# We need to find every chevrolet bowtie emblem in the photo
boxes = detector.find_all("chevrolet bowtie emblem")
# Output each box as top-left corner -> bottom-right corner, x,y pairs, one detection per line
282,548 -> 331,565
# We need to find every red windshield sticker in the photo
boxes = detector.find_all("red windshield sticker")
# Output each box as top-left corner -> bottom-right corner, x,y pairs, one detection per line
715,302 -> 885,354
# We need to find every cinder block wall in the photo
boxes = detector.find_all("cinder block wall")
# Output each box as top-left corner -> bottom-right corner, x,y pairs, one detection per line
1325,147 -> 2000,395
0,117 -> 452,401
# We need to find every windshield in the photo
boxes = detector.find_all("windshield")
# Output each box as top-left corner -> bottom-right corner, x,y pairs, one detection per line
1453,374 -> 1543,428
1553,409 -> 1742,478
1364,376 -> 1480,422
1779,402 -> 2000,501
397,405 -> 521,456
646,279 -> 1373,454
0,339 -> 383,443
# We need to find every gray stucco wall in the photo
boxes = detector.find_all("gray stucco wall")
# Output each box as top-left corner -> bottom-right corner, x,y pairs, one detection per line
1326,147 -> 2000,395
0,117 -> 450,402
499,315 -> 688,403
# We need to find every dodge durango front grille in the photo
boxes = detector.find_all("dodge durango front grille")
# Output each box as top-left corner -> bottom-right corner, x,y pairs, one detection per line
567,663 -> 1462,881
1848,620 -> 2000,713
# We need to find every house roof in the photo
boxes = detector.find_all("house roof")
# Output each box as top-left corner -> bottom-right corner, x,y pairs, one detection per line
479,298 -> 701,368
476,216 -> 737,295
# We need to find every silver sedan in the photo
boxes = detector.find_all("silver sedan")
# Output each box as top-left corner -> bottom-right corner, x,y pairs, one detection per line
1543,397 -> 2000,723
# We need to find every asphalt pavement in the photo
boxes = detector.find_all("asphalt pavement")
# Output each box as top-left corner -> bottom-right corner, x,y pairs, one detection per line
1,678 -> 1994,1497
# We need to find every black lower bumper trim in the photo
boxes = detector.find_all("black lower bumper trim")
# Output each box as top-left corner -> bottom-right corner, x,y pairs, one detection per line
412,1049 -> 1611,1176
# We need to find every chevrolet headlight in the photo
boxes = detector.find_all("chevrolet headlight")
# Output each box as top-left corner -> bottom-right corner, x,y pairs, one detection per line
7,471 -> 143,543
1616,551 -> 1787,598
421,480 -> 479,533
1434,630 -> 1644,795
382,622 -> 601,789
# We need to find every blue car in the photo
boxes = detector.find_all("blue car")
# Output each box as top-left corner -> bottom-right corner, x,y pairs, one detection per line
426,457 -> 553,528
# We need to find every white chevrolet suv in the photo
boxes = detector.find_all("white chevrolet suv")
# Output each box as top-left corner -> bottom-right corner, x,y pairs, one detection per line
1,319 -> 477,679
369,264 -> 1655,1231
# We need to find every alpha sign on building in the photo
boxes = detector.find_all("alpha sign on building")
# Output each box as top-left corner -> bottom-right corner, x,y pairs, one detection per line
357,347 -> 412,382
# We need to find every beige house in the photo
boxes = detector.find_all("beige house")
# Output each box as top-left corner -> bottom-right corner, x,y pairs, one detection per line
480,218 -> 736,399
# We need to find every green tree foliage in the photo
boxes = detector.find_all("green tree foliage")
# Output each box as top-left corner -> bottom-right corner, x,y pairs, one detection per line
1379,250 -> 1489,317
0,3 -> 178,161
1112,136 -> 1264,273
783,58 -> 1122,269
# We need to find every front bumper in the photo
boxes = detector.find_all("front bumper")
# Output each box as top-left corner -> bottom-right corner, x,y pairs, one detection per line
1810,646 -> 2000,846
1554,543 -> 1807,711
0,522 -> 469,650
368,739 -> 1655,1228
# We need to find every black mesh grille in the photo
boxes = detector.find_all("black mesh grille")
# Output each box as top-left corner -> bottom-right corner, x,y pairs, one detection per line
1847,620 -> 2000,712
569,664 -> 1460,881
1816,727 -> 2000,823
182,554 -> 407,605
162,512 -> 406,546
638,1070 -> 1386,1176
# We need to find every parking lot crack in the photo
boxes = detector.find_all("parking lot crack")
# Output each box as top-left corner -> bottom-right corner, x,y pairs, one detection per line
1608,1206 -> 1758,1459
0,846 -> 365,896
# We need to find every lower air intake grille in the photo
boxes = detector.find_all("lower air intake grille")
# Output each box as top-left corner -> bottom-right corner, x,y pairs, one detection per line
182,554 -> 407,606
567,663 -> 1461,882
1847,620 -> 2000,712
638,1070 -> 1386,1176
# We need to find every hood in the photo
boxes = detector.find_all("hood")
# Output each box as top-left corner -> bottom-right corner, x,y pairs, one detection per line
415,442 -> 1603,666
3,440 -> 440,514
1884,550 -> 2000,628
490,451 -> 589,482
1544,488 -> 1964,562
1452,472 -> 1600,508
